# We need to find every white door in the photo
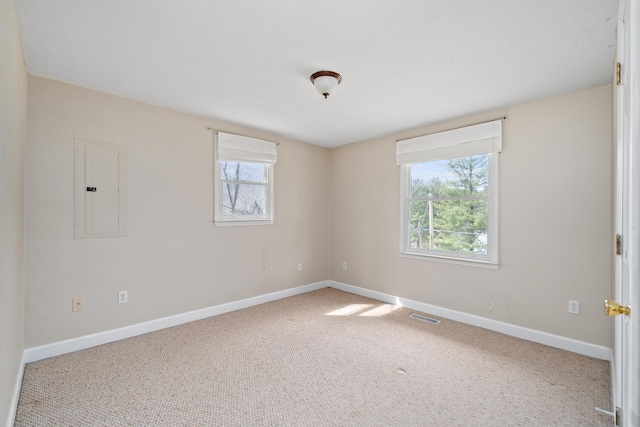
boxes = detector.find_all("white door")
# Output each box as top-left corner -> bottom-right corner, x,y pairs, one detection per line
611,2 -> 639,426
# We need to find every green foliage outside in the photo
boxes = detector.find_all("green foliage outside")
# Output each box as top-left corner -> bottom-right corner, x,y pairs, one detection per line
409,155 -> 489,254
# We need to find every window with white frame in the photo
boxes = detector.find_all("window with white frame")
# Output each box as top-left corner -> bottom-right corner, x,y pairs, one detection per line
214,132 -> 277,226
396,120 -> 502,267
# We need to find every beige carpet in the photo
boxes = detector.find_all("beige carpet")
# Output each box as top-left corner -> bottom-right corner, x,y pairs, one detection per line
15,288 -> 611,426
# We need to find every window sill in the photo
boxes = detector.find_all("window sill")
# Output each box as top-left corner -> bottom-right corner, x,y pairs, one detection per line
214,219 -> 274,227
399,252 -> 499,269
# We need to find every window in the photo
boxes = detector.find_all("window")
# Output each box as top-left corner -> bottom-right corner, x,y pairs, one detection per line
214,132 -> 277,226
397,120 -> 501,267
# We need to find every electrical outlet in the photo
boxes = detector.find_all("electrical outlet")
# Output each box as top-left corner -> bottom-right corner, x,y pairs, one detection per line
342,262 -> 347,270
72,297 -> 84,312
118,290 -> 128,304
297,263 -> 302,272
568,300 -> 580,314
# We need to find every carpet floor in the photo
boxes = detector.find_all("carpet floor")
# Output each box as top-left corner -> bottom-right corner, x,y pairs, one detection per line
15,288 -> 612,426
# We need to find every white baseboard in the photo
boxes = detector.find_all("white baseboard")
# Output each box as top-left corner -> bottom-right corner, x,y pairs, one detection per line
23,281 -> 328,364
328,280 -> 611,361
7,352 -> 25,427
22,279 -> 610,365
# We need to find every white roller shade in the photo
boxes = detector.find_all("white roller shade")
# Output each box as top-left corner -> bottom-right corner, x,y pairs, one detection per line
396,120 -> 502,165
217,132 -> 277,164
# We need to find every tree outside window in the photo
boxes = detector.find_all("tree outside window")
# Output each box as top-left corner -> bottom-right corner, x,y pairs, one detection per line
407,154 -> 490,256
220,161 -> 267,216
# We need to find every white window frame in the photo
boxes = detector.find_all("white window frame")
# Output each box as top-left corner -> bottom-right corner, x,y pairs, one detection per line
397,120 -> 502,268
214,132 -> 276,226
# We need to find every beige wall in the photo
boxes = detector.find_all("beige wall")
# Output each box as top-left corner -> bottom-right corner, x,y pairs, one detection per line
24,76 -> 331,348
0,0 -> 27,423
330,85 -> 612,347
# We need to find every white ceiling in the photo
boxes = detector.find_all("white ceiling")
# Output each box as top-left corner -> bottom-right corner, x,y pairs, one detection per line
15,0 -> 618,148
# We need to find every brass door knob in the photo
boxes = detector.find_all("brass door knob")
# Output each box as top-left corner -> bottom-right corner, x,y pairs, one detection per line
604,300 -> 631,317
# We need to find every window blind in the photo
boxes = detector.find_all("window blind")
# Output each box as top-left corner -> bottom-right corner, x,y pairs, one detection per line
396,119 -> 502,165
217,132 -> 277,164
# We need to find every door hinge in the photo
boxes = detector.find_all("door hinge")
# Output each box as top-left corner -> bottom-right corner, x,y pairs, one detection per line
616,62 -> 622,85
616,407 -> 620,426
616,234 -> 622,255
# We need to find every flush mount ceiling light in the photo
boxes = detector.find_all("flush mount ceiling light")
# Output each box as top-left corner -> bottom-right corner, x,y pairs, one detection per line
310,70 -> 342,98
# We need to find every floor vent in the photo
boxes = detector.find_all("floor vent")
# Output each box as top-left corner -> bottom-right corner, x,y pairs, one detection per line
409,313 -> 441,324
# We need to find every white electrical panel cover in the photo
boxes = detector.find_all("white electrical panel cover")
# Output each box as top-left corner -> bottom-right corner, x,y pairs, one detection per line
74,139 -> 128,239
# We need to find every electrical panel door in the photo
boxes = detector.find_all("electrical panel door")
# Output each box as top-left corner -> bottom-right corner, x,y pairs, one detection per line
74,139 -> 128,238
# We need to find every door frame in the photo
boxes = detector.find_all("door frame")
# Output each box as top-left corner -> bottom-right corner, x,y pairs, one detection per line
612,1 -> 640,426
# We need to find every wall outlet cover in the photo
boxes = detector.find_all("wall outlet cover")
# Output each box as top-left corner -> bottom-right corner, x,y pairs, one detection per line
72,297 -> 84,312
118,290 -> 128,304
568,300 -> 580,315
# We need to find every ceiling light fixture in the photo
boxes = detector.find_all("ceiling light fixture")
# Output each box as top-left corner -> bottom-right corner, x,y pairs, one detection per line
310,70 -> 342,99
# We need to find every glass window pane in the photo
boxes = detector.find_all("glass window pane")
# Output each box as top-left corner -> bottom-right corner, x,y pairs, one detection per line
408,199 -> 487,254
222,183 -> 266,216
408,200 -> 433,249
411,155 -> 489,197
433,199 -> 487,254
220,161 -> 266,183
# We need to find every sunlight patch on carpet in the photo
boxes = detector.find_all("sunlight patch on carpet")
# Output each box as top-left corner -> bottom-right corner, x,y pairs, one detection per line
325,304 -> 373,316
359,304 -> 401,317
